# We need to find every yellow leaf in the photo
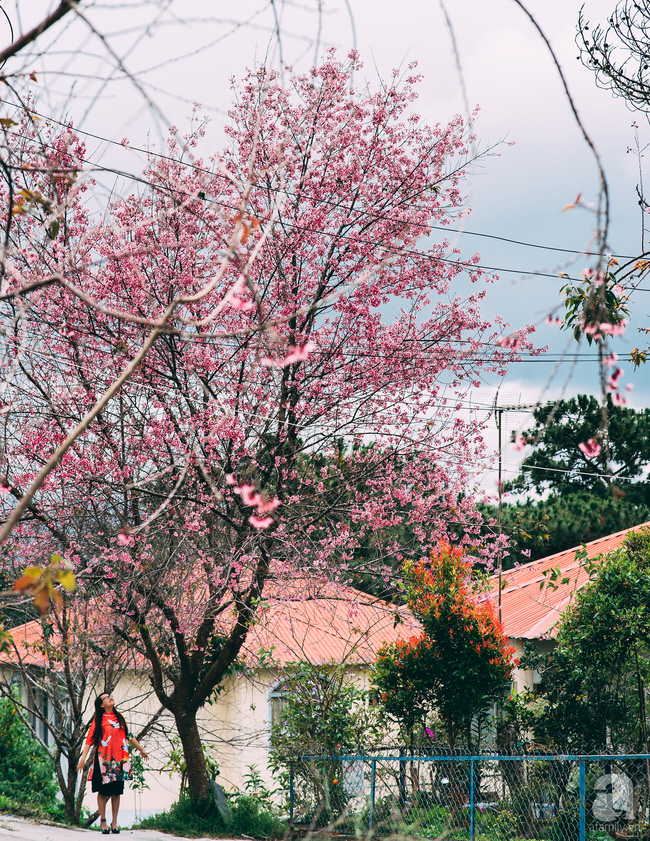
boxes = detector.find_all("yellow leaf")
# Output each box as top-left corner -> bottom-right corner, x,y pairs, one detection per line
58,570 -> 76,593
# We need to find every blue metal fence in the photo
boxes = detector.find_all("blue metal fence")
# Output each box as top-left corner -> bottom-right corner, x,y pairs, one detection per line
287,752 -> 650,839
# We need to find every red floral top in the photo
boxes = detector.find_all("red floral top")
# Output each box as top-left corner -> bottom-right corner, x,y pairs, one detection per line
85,712 -> 133,784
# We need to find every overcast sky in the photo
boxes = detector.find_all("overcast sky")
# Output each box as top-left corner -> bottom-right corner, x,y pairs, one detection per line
4,0 -> 647,485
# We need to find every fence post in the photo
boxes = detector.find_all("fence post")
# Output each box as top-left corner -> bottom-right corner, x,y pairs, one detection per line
399,747 -> 406,808
289,760 -> 294,831
369,759 -> 376,833
470,757 -> 475,841
579,758 -> 586,841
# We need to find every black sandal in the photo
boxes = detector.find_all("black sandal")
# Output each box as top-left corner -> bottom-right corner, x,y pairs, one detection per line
111,829 -> 120,835
101,821 -> 110,835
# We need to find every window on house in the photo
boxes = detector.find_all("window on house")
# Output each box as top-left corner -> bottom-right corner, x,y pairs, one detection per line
29,685 -> 53,745
268,681 -> 289,732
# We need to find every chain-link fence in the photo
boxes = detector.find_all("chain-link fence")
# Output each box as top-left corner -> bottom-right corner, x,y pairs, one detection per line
287,752 -> 650,839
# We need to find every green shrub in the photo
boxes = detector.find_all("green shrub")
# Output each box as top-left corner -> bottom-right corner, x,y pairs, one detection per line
137,793 -> 287,839
0,697 -> 58,808
0,792 -> 65,822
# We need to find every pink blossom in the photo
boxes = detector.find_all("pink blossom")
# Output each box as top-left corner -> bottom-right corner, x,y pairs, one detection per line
604,353 -> 619,367
512,433 -> 526,451
229,296 -> 255,312
0,479 -> 11,495
578,438 -> 601,458
262,342 -> 315,367
225,474 -> 237,486
612,391 -> 627,406
612,284 -> 625,295
625,383 -> 634,393
599,320 -> 628,336
256,496 -> 281,514
545,316 -> 562,327
496,335 -> 522,350
248,515 -> 274,529
282,342 -> 315,365
117,531 -> 132,546
234,484 -> 262,507
607,368 -> 624,391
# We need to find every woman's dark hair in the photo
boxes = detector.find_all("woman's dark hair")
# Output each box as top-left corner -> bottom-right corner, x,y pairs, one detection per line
92,694 -> 129,747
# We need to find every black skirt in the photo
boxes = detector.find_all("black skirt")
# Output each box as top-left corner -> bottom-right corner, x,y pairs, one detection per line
91,751 -> 125,796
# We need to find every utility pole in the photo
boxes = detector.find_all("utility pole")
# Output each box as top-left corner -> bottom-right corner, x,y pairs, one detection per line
493,396 -> 541,623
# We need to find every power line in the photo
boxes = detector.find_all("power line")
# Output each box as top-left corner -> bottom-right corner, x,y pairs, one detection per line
0,322 -> 637,366
23,106 -> 639,262
3,111 -> 642,287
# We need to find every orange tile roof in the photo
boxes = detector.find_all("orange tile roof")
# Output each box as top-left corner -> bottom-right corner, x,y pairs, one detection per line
0,619 -> 50,667
0,609 -> 134,669
241,576 -> 417,666
488,521 -> 650,641
1,577 -> 417,672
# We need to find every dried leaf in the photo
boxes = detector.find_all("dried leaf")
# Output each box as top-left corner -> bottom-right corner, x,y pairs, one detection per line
12,567 -> 43,591
33,588 -> 50,615
562,193 -> 582,212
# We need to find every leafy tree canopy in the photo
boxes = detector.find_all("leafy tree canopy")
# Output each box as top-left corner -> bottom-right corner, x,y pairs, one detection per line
0,696 -> 58,807
480,395 -> 650,566
522,528 -> 650,752
372,543 -> 515,749
490,491 -> 650,568
507,395 -> 650,501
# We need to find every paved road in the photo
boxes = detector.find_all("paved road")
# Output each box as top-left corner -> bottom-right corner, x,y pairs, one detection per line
0,814 -> 235,841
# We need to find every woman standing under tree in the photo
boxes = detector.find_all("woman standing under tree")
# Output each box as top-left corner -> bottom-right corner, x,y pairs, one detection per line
77,692 -> 149,834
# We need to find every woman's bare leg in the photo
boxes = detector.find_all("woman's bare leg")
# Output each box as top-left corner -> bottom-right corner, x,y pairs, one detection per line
110,794 -> 121,830
97,794 -> 108,829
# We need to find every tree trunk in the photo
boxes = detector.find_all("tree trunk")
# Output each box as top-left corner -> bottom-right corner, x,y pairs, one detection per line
174,709 -> 210,803
54,747 -> 79,824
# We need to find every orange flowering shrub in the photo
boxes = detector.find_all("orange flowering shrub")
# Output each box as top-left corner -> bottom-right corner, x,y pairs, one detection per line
372,542 -> 516,748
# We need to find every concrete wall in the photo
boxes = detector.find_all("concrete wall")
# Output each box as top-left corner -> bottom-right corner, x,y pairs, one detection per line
81,663 -> 371,819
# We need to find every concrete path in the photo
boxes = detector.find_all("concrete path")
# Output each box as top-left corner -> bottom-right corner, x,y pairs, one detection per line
0,814 -> 237,841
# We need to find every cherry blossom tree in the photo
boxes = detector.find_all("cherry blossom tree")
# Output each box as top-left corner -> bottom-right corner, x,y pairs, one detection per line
0,53 -> 534,802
